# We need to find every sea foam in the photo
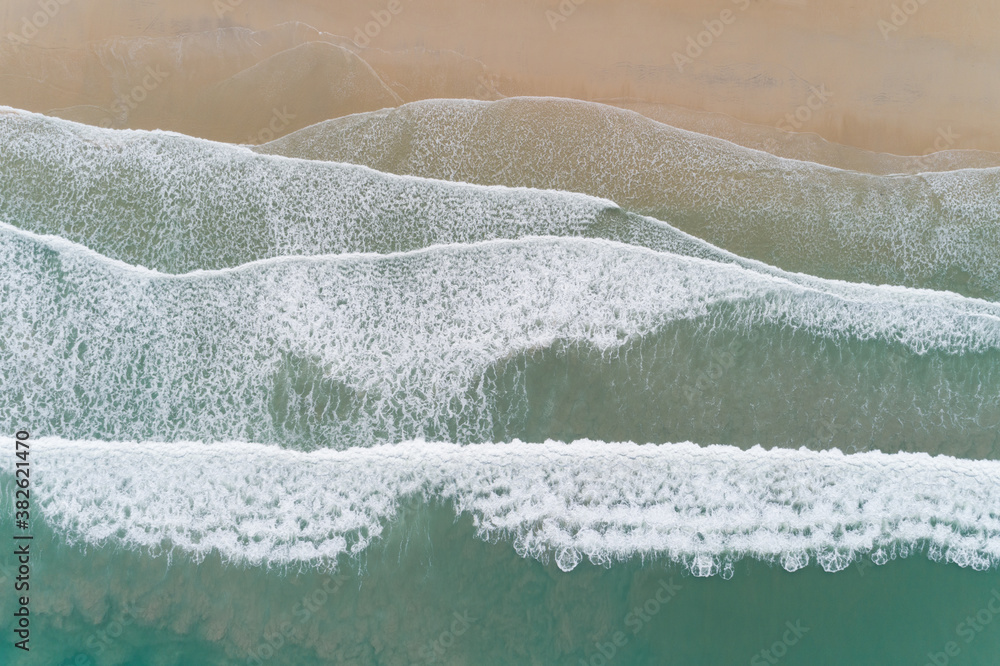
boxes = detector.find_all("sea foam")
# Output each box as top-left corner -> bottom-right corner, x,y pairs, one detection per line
3,105 -> 1000,300
12,437 -> 1000,577
3,223 -> 1000,453
257,97 -> 1000,300
0,106 -> 610,273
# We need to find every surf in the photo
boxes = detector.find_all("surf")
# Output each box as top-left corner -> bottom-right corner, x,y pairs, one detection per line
3,223 -> 999,453
10,436 -> 1000,576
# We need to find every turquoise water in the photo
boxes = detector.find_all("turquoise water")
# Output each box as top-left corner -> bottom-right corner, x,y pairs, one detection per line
2,106 -> 1000,664
3,507 -> 1000,665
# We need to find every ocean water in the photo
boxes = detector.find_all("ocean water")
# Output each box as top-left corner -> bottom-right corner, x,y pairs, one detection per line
2,106 -> 1000,664
3,503 -> 1000,666
257,97 -> 1000,300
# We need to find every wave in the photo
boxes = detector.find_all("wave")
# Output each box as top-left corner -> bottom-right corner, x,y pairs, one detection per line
3,223 -> 999,452
0,107 -> 619,272
5,106 -> 1000,304
605,98 -> 1000,174
14,22 -> 994,176
257,96 -> 1000,300
0,105 -> 834,279
13,437 -> 1000,576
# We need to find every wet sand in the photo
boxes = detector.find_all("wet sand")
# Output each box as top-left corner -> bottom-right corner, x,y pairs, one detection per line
606,99 -> 1000,174
3,0 -> 1000,154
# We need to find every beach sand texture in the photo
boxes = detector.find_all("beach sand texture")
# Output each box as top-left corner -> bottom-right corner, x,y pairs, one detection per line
3,0 -> 1000,155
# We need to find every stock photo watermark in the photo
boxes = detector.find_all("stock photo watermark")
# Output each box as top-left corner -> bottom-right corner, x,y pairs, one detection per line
914,126 -> 960,170
418,610 -> 477,664
60,573 -> 347,664
672,0 -> 753,73
579,578 -> 682,665
11,430 -> 32,653
853,555 -> 875,577
924,588 -> 1000,666
5,0 -> 73,51
776,85 -> 833,132
750,620 -> 809,665
803,412 -> 844,451
56,601 -> 144,665
246,575 -> 346,665
99,66 -> 170,129
246,107 -> 297,144
546,0 -> 587,32
214,0 -> 244,18
352,0 -> 411,47
473,73 -> 499,100
877,0 -> 933,40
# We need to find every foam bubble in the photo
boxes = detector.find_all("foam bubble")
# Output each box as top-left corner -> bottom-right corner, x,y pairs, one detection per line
13,437 -> 1000,576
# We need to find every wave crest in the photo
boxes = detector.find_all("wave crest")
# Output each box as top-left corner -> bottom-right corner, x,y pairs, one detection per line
16,438 -> 1000,577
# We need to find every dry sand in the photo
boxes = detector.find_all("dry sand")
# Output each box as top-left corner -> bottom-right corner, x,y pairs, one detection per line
2,0 -> 999,155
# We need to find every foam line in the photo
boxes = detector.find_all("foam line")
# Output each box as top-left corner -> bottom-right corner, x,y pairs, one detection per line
0,106 -> 616,273
11,437 -> 1000,577
4,226 -> 1000,448
256,96 -> 1000,299
4,104 -> 1000,300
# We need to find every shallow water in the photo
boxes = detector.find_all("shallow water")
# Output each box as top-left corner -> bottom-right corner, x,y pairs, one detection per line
6,224 -> 1000,455
258,97 -> 1000,300
3,100 -> 1000,665
2,506 -> 1000,666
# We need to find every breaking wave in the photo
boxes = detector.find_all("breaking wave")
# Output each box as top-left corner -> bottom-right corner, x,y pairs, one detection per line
3,223 -> 999,454
12,437 -> 1000,577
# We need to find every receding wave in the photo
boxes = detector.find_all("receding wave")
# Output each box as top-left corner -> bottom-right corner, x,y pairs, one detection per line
0,105 -> 810,282
13,437 -> 1000,576
607,99 -> 1000,174
0,106 -> 857,283
0,107 -> 623,273
257,97 -> 1000,300
3,224 -> 999,453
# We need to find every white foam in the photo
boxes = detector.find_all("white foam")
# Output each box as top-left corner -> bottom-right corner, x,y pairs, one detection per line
4,224 -> 1000,448
5,105 -> 1000,300
13,437 -> 1000,576
0,108 -> 614,273
8,103 -> 1000,300
256,96 -> 1000,299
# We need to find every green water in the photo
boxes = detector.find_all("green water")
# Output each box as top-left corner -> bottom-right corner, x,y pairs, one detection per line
2,507 -> 999,665
4,107 -> 1000,665
258,98 -> 1000,301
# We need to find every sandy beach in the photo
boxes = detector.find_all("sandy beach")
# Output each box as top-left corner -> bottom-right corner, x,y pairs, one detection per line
6,3 -> 1000,666
2,0 -> 999,155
